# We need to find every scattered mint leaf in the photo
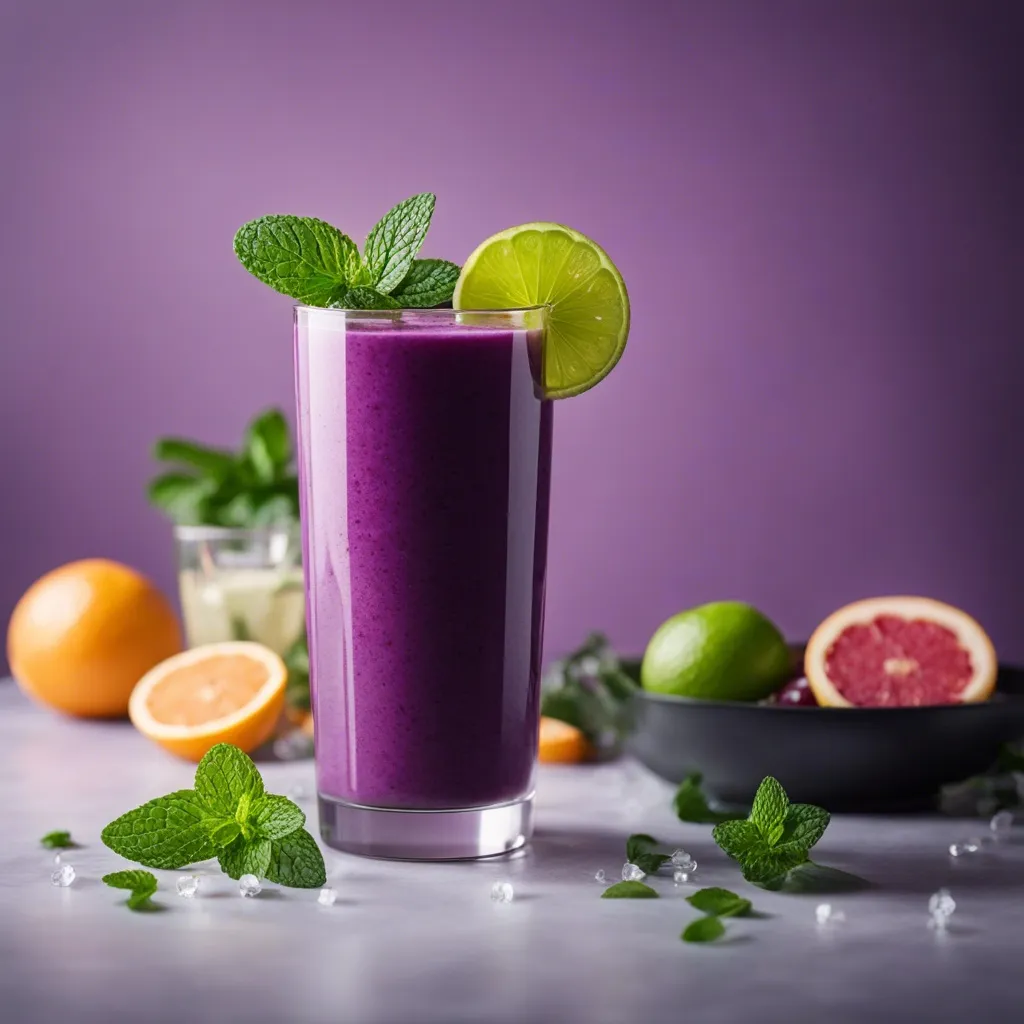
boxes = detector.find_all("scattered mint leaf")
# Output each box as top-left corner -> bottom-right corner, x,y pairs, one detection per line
194,744 -> 264,820
252,795 -> 305,841
40,830 -> 76,849
264,829 -> 327,889
101,791 -> 216,869
335,286 -> 400,310
673,773 -> 739,825
682,915 -> 726,943
601,880 -> 659,898
749,777 -> 788,841
390,259 -> 461,308
686,887 -> 752,918
778,861 -> 868,894
218,836 -> 273,880
103,870 -> 158,911
363,192 -> 436,294
626,834 -> 672,875
233,215 -> 356,305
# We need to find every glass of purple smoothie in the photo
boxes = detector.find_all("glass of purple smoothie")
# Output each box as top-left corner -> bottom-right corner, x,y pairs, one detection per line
294,305 -> 552,859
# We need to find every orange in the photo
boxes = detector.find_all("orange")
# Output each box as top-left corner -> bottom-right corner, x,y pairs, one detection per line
805,596 -> 997,708
538,716 -> 590,763
7,559 -> 182,718
128,641 -> 286,761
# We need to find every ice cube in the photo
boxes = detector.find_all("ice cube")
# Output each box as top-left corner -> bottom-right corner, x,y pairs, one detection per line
176,875 -> 199,899
621,862 -> 646,882
51,864 -> 75,887
317,887 -> 337,907
238,874 -> 262,897
594,869 -> 606,884
490,881 -> 514,903
815,903 -> 845,926
990,810 -> 1014,840
948,840 -> 980,857
928,888 -> 956,920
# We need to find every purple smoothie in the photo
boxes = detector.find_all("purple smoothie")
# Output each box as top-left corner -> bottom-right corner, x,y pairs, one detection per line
294,308 -> 552,810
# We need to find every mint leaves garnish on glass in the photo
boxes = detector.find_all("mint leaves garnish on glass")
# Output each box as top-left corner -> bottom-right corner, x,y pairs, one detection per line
101,744 -> 326,889
41,830 -> 77,849
102,870 -> 159,911
233,193 -> 460,310
712,776 -> 831,889
541,634 -> 638,755
148,408 -> 299,528
601,880 -> 659,899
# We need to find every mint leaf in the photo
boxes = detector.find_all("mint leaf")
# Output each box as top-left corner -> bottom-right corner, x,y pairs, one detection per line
601,881 -> 659,899
252,795 -> 305,841
194,744 -> 263,819
245,409 -> 291,484
234,215 -> 356,305
390,259 -> 460,308
686,887 -> 752,918
102,791 -> 216,869
711,819 -> 763,860
264,829 -> 327,888
103,870 -> 158,911
626,834 -> 671,875
363,193 -> 435,294
780,804 -> 830,850
682,916 -> 726,943
750,777 -> 788,841
739,846 -> 810,888
41,830 -> 76,849
673,773 -> 737,825
147,474 -> 218,524
218,836 -> 273,880
208,821 -> 242,848
334,286 -> 400,310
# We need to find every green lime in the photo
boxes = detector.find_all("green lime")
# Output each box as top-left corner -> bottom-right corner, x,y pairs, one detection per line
453,222 -> 629,399
640,602 -> 791,702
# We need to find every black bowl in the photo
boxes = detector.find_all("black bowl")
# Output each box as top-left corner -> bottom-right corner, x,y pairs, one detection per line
624,657 -> 1024,811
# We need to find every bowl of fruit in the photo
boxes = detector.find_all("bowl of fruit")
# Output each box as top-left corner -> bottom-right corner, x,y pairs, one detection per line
624,597 -> 1024,811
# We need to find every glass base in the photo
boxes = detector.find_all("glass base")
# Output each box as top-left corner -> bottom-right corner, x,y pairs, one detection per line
317,793 -> 533,861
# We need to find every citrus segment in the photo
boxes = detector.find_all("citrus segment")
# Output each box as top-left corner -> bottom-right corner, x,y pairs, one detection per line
538,716 -> 590,763
7,559 -> 182,718
453,222 -> 629,399
805,597 -> 996,708
129,641 -> 286,761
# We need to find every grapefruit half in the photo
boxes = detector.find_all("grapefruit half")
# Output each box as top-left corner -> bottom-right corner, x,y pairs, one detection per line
805,597 -> 996,708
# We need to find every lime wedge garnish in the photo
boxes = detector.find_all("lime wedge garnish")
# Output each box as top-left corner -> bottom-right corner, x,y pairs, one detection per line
453,222 -> 629,399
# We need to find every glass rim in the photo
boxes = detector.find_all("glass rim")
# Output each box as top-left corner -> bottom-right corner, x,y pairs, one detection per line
293,303 -> 547,316
173,523 -> 299,542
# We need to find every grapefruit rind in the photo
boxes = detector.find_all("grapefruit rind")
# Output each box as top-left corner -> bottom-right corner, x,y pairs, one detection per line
538,716 -> 591,763
804,596 -> 997,709
129,641 -> 287,761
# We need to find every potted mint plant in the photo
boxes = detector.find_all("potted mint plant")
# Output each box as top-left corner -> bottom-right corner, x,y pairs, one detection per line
147,409 -> 310,715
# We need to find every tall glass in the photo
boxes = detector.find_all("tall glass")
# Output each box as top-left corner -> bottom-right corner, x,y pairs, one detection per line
294,306 -> 552,859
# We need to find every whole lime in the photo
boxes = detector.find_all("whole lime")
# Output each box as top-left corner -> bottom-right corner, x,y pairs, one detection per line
640,602 -> 791,701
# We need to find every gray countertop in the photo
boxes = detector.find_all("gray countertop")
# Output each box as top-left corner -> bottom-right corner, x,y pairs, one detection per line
1,678 -> 1021,1024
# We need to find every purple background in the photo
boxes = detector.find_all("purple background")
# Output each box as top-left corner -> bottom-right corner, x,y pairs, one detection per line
2,0 -> 1023,671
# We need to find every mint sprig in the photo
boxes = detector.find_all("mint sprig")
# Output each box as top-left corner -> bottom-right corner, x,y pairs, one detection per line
41,830 -> 77,849
101,744 -> 326,889
103,869 -> 159,911
711,777 -> 830,889
233,193 -> 459,309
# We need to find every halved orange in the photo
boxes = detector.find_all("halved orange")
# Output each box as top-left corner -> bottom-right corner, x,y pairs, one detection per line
805,596 -> 997,708
538,716 -> 591,763
128,642 -> 286,761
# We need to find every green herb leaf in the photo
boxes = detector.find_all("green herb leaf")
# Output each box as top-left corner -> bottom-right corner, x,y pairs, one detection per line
218,836 -> 273,880
40,830 -> 76,849
146,473 -> 218,524
750,777 -> 789,841
233,215 -> 357,305
390,259 -> 461,308
711,819 -> 763,860
152,439 -> 237,478
363,193 -> 436,294
194,744 -> 264,819
101,791 -> 217,869
686,887 -> 752,918
780,804 -> 830,851
681,915 -> 726,943
252,795 -> 305,840
103,869 -> 158,910
245,409 -> 291,483
335,286 -> 401,310
601,880 -> 660,899
739,846 -> 810,888
673,773 -> 738,825
264,828 -> 327,888
626,834 -> 672,875
208,821 -> 242,848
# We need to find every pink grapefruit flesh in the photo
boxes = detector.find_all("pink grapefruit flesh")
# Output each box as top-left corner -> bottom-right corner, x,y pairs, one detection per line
805,597 -> 997,708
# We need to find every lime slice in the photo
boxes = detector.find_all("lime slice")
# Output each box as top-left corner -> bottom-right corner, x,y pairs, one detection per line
453,222 -> 629,399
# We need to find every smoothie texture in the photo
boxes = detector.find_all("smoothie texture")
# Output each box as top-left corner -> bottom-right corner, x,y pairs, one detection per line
294,309 -> 551,810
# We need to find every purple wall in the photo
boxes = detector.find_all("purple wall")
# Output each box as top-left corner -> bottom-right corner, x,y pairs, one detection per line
2,0 -> 1023,669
